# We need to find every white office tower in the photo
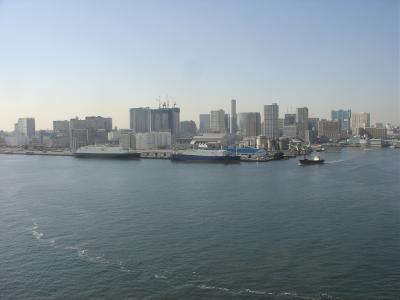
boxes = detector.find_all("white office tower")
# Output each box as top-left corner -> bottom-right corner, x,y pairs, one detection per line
230,99 -> 238,134
210,109 -> 226,133
264,103 -> 279,139
17,118 -> 35,138
129,107 -> 151,133
351,112 -> 370,136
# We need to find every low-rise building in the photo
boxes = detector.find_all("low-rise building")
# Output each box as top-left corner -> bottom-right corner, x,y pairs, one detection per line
5,135 -> 29,147
364,127 -> 387,139
119,133 -> 136,150
135,132 -> 172,150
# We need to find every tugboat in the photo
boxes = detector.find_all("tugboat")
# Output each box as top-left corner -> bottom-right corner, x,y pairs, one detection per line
299,155 -> 325,165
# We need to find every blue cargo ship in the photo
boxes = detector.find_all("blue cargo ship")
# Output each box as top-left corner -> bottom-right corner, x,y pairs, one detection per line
171,149 -> 240,162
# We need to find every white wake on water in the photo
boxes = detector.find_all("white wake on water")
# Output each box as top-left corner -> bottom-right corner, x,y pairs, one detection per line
194,283 -> 341,300
31,223 -> 44,240
29,223 -> 341,299
30,222 -> 136,274
324,159 -> 346,164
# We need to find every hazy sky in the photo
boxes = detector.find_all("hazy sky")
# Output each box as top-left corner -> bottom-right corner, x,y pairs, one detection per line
0,0 -> 399,130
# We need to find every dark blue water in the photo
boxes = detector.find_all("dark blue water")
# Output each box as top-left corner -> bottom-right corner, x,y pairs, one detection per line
0,148 -> 399,300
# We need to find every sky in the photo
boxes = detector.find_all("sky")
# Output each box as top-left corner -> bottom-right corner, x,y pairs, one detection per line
0,0 -> 399,130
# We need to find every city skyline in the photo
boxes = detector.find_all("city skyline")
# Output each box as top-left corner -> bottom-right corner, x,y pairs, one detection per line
1,101 -> 397,132
0,0 -> 399,130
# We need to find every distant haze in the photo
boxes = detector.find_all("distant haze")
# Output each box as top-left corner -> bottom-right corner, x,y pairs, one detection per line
0,0 -> 399,131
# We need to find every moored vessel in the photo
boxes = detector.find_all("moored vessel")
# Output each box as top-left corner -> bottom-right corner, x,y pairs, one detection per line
171,149 -> 240,162
74,146 -> 140,159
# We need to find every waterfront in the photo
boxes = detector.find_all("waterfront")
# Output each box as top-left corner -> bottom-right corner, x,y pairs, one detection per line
0,148 -> 399,299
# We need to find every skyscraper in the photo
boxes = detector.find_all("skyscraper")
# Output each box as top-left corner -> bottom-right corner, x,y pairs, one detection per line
238,112 -> 261,137
210,110 -> 226,133
199,114 -> 211,133
284,114 -> 296,126
85,116 -> 112,132
230,99 -> 238,134
264,103 -> 279,139
130,107 -> 151,133
351,112 -> 370,136
224,113 -> 230,134
296,107 -> 309,141
318,119 -> 341,141
53,120 -> 70,147
69,116 -> 112,149
150,107 -> 180,141
17,118 -> 35,138
179,120 -> 197,138
69,117 -> 93,149
331,109 -> 351,132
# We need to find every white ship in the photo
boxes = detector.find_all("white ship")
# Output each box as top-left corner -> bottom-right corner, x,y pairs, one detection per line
74,146 -> 140,159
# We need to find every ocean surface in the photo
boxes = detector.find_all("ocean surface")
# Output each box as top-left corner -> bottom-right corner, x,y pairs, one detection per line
0,148 -> 399,300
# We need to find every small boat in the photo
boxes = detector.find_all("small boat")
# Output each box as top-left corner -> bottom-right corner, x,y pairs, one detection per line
299,155 -> 325,165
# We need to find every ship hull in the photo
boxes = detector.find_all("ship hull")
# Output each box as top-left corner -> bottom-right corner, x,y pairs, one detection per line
299,159 -> 324,165
74,152 -> 140,159
171,154 -> 240,162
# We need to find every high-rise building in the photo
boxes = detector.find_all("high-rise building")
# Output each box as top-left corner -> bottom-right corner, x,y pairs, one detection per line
308,117 -> 320,143
230,99 -> 238,134
210,110 -> 226,133
318,120 -> 341,141
224,113 -> 230,134
69,118 -> 93,149
199,114 -> 211,133
85,116 -> 112,132
351,112 -> 370,136
282,125 -> 297,137
296,107 -> 309,141
53,120 -> 69,133
264,103 -> 279,139
53,120 -> 70,148
85,116 -> 112,144
17,118 -> 35,138
278,118 -> 284,136
131,106 -> 181,142
331,109 -> 351,132
129,107 -> 151,133
180,120 -> 197,138
69,116 -> 112,149
150,107 -> 180,142
284,114 -> 296,126
238,112 -> 261,137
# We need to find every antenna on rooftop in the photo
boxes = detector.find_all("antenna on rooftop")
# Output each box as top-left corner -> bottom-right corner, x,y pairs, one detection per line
157,96 -> 161,108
